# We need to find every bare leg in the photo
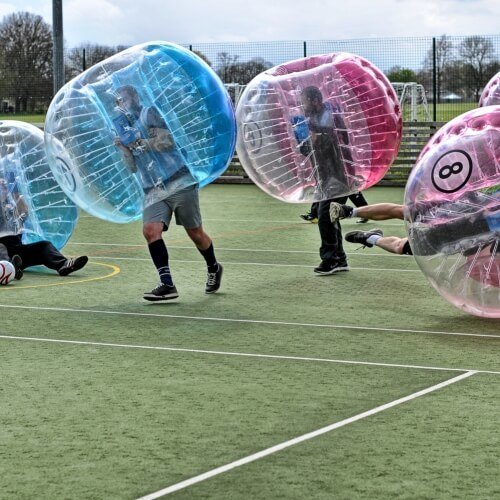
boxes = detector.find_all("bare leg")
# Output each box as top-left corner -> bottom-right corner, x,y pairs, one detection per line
375,236 -> 409,255
355,203 -> 405,221
185,226 -> 212,251
143,222 -> 165,243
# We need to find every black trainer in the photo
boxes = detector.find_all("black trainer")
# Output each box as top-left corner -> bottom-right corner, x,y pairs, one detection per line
143,283 -> 179,301
329,202 -> 353,222
300,212 -> 318,223
314,260 -> 349,275
345,229 -> 383,248
205,263 -> 223,294
58,256 -> 89,276
11,254 -> 23,280
356,218 -> 369,224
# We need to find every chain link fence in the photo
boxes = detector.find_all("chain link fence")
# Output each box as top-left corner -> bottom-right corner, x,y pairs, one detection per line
0,35 -> 499,120
1,30 -> 498,185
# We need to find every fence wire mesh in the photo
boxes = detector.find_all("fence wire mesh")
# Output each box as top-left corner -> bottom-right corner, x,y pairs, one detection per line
0,34 -> 499,121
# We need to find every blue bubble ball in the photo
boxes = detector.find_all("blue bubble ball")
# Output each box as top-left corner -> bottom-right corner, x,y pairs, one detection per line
44,41 -> 236,223
0,121 -> 78,250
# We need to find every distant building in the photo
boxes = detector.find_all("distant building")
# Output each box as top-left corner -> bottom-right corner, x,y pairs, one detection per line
442,92 -> 462,102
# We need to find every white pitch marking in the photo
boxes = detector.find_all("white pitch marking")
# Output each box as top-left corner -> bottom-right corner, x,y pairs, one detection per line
0,304 -> 497,339
3,334 -> 499,374
64,241 -> 411,259
82,255 -> 420,273
137,371 -> 478,499
67,241 -> 411,258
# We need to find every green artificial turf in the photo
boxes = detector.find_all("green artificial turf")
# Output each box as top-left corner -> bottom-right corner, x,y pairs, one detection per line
1,185 -> 498,499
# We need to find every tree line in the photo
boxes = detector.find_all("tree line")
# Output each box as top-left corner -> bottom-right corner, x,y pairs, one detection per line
0,11 -> 498,113
386,34 -> 500,102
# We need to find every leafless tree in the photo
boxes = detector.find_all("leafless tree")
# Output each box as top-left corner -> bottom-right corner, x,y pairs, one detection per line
0,11 -> 53,112
422,35 -> 455,102
216,53 -> 272,84
459,36 -> 496,99
65,43 -> 127,80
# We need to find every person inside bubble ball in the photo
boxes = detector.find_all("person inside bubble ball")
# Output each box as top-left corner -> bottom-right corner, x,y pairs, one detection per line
113,85 -> 223,300
299,86 -> 351,195
0,178 -> 88,280
296,86 -> 352,274
330,188 -> 500,256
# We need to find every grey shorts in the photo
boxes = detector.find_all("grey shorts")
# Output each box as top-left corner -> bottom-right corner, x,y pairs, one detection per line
143,185 -> 202,230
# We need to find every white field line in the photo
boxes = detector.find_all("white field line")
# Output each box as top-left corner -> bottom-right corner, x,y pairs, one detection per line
81,255 -> 420,273
1,335 -> 498,375
67,241 -> 409,258
78,214 -> 405,228
137,371 -> 477,499
0,304 -> 498,339
208,218 -> 404,228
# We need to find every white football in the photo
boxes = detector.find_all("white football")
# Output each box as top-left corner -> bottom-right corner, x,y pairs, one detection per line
0,260 -> 16,285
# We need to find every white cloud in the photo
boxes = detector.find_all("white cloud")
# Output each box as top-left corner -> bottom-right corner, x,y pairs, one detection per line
64,0 -> 129,45
0,1 -> 49,19
1,0 -> 499,47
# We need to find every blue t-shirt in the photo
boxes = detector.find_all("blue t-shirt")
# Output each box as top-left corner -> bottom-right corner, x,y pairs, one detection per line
126,106 -> 187,190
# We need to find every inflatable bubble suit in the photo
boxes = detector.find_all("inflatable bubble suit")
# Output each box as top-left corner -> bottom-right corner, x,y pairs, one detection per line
0,121 -> 78,249
236,53 -> 402,202
479,71 -> 500,107
44,41 -> 236,222
404,106 -> 500,318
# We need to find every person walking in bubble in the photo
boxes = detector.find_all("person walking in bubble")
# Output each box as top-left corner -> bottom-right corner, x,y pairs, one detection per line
298,86 -> 350,274
113,85 -> 223,301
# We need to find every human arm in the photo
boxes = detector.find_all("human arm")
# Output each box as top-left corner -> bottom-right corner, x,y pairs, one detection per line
114,136 -> 137,173
14,195 -> 29,225
139,107 -> 175,152
140,127 -> 175,152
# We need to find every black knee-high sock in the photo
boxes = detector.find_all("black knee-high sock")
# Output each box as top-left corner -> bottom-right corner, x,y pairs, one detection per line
148,239 -> 173,285
198,242 -> 218,273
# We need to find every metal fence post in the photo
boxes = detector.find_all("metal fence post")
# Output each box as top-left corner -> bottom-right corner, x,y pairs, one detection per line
303,41 -> 307,58
52,0 -> 64,94
432,37 -> 437,121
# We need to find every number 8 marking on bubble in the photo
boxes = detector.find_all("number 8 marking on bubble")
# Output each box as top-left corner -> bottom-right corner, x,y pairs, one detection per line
431,149 -> 473,193
439,161 -> 464,179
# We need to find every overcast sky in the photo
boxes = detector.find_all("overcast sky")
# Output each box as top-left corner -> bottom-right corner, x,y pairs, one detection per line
0,0 -> 499,47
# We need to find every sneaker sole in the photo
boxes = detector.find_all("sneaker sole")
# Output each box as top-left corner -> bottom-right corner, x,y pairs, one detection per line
332,266 -> 349,273
143,293 -> 179,301
314,266 -> 350,275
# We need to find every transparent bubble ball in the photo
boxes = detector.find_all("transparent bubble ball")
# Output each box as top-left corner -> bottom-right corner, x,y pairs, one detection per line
0,121 -> 78,249
44,41 -> 236,222
479,72 -> 500,107
405,106 -> 500,318
236,52 -> 402,202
